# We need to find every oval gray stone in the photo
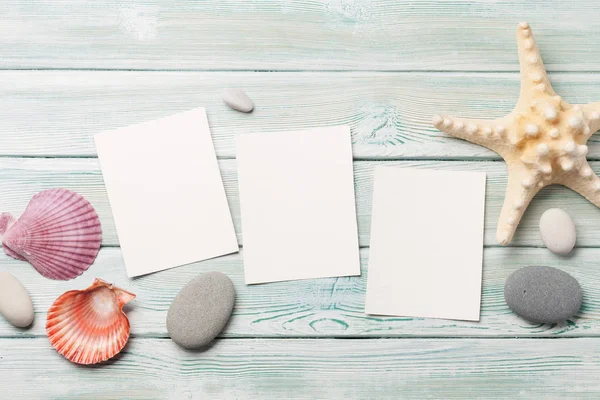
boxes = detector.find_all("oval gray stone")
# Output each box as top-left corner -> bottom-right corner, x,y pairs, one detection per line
539,208 -> 576,254
222,88 -> 254,113
504,266 -> 582,324
167,271 -> 235,349
0,272 -> 34,328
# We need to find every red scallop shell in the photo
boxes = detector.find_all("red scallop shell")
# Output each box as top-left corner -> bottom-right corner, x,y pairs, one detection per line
1,189 -> 102,280
46,278 -> 136,365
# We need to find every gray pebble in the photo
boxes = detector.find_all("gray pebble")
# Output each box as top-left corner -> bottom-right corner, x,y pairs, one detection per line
222,88 -> 254,113
167,271 -> 235,349
504,266 -> 582,324
539,208 -> 576,254
0,272 -> 34,328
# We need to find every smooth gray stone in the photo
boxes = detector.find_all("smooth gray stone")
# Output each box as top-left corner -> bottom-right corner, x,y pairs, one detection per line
0,272 -> 34,328
504,266 -> 582,324
539,208 -> 576,254
222,88 -> 254,113
167,271 -> 235,349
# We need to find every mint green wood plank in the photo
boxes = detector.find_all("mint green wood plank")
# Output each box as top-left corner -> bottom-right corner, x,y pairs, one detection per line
2,246 -> 599,338
4,71 -> 600,158
1,337 -> 599,398
2,158 -> 600,248
2,0 -> 600,71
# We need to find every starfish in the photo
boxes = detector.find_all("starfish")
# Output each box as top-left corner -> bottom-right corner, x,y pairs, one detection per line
433,22 -> 600,245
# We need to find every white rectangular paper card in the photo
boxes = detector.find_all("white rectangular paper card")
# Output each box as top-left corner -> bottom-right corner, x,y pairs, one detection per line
95,108 -> 239,277
236,126 -> 360,284
365,167 -> 486,321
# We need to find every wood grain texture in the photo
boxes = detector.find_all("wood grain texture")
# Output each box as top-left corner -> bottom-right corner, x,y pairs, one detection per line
4,1 -> 600,395
2,157 -> 599,248
2,246 -> 599,338
1,337 -> 599,399
2,0 -> 600,71
5,70 -> 600,158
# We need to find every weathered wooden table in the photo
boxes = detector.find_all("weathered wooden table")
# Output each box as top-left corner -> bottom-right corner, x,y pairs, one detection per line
2,1 -> 600,398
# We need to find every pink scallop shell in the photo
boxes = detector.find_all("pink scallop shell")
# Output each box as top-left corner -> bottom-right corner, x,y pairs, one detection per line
0,189 -> 102,280
46,278 -> 136,365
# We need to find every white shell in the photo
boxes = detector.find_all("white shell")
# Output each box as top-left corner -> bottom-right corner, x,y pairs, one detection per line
539,208 -> 576,254
222,88 -> 254,113
0,272 -> 34,328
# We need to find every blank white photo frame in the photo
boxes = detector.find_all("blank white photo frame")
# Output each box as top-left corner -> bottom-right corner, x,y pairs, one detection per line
95,108 -> 238,277
365,167 -> 486,321
236,126 -> 360,284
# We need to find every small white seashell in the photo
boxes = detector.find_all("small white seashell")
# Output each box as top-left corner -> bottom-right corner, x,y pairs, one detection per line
222,88 -> 254,113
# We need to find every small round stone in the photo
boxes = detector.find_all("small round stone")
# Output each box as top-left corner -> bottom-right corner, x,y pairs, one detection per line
0,272 -> 34,328
222,88 -> 254,113
167,272 -> 235,349
504,266 -> 582,324
539,208 -> 576,254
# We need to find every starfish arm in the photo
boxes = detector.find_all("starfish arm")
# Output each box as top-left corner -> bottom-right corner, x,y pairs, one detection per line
515,22 -> 556,103
580,102 -> 600,136
496,162 -> 542,245
557,161 -> 600,207
432,115 -> 509,154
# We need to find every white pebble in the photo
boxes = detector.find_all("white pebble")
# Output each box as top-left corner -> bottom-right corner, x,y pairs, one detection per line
539,208 -> 576,254
222,88 -> 254,113
0,272 -> 34,328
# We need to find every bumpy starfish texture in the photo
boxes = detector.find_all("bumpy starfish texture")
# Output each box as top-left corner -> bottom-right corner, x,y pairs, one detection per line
433,22 -> 600,245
